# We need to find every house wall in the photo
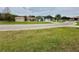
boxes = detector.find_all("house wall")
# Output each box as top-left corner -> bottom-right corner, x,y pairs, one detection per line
26,16 -> 36,21
44,19 -> 51,22
15,17 -> 25,22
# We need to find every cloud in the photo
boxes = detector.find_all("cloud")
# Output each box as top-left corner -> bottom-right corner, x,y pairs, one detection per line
0,7 -> 79,16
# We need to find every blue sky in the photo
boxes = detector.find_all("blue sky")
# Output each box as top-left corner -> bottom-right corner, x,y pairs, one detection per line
0,7 -> 79,17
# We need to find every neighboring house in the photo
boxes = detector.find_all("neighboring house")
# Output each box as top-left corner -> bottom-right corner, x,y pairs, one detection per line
15,15 -> 53,22
73,16 -> 79,21
26,16 -> 36,21
15,16 -> 25,22
44,16 -> 53,22
36,16 -> 44,21
70,16 -> 79,21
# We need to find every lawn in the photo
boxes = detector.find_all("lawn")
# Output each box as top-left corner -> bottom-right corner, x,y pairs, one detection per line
0,21 -> 50,24
77,22 -> 79,25
0,27 -> 79,52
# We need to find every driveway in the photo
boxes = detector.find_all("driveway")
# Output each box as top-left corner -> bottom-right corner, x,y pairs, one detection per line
0,21 -> 78,31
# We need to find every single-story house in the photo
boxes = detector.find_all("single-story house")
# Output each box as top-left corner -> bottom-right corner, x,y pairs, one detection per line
36,16 -> 44,21
15,16 -> 25,22
71,16 -> 79,21
15,16 -> 36,22
26,16 -> 36,21
44,16 -> 53,22
15,15 -> 53,22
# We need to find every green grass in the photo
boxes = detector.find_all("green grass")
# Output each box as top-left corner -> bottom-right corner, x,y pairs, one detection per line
0,27 -> 79,52
0,21 -> 50,24
77,22 -> 79,25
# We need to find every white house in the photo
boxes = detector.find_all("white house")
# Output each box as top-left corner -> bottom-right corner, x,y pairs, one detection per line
15,16 -> 25,22
44,18 -> 52,22
44,16 -> 53,22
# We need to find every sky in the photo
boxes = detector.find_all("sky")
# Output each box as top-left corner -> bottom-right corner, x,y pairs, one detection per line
0,7 -> 79,17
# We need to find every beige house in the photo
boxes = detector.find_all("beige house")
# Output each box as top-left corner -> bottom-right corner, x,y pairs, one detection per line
70,16 -> 79,21
26,16 -> 36,21
15,16 -> 25,22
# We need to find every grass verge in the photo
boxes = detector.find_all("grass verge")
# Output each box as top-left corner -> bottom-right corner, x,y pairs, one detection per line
0,21 -> 50,24
0,27 -> 79,52
77,22 -> 79,25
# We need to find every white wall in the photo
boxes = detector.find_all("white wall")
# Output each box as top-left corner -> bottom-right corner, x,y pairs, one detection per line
44,19 -> 51,22
15,17 -> 25,22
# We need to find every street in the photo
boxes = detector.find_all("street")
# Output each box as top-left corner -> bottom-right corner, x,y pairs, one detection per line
0,22 -> 78,31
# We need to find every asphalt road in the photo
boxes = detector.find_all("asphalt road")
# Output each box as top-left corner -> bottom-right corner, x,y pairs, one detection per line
0,21 -> 78,31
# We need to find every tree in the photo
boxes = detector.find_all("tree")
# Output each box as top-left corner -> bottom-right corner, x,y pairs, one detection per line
36,16 -> 44,21
0,13 -> 16,21
44,15 -> 53,21
55,14 -> 61,21
0,13 -> 2,21
3,13 -> 15,22
61,16 -> 71,21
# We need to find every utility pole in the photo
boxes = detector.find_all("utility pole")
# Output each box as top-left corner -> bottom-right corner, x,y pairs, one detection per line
3,7 -> 10,14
